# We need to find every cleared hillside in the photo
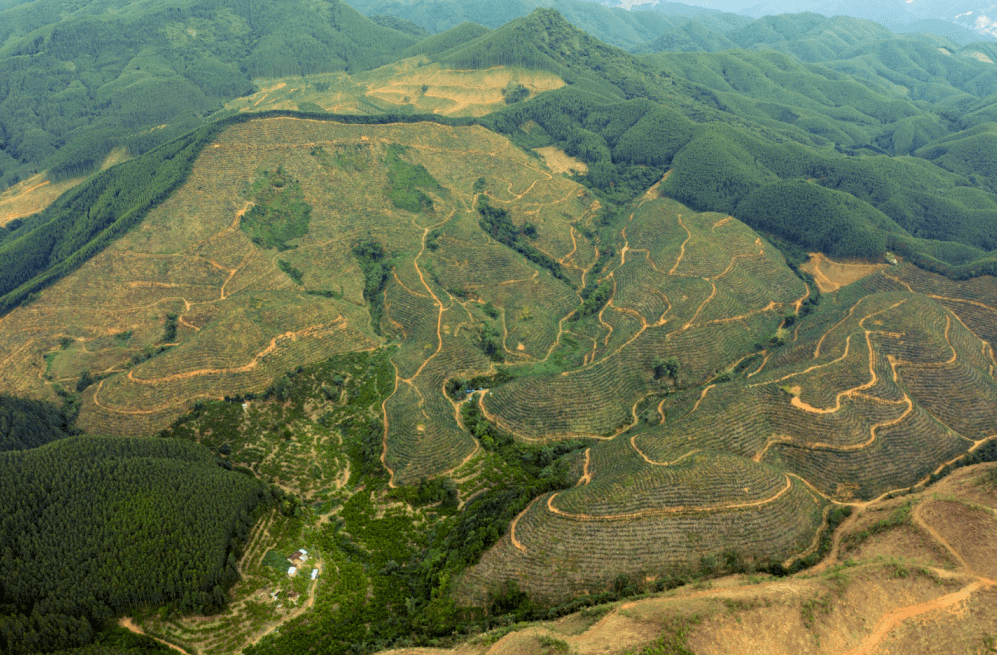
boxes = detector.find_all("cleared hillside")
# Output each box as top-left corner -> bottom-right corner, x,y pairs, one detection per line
3,7 -> 997,654
220,57 -> 565,117
3,113 -> 995,615
0,117 -> 595,454
389,463 -> 997,655
456,222 -> 997,603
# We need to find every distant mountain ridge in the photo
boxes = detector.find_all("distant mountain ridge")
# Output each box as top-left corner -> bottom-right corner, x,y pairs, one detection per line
635,0 -> 997,41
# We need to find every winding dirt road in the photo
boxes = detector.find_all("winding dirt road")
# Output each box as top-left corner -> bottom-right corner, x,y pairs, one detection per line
119,618 -> 192,655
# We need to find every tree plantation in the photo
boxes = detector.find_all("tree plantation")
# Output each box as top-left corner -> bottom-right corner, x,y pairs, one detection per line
0,437 -> 269,654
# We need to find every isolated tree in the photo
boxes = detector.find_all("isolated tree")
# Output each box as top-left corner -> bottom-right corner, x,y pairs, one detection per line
653,356 -> 680,381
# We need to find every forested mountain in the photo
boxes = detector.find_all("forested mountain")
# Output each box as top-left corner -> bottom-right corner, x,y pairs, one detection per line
408,10 -> 997,270
0,437 -> 270,654
2,0 -> 993,194
0,0 -> 417,189
342,0 -> 680,49
640,12 -> 895,56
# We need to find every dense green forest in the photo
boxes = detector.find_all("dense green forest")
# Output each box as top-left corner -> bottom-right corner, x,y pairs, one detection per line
0,395 -> 73,451
0,436 -> 270,654
343,0 -> 747,51
44,627 -> 173,655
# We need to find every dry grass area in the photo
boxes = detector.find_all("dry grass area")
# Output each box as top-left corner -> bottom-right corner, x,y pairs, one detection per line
0,148 -> 130,226
536,146 -> 588,175
384,464 -> 997,655
0,174 -> 84,226
800,252 -> 889,293
224,57 -> 564,117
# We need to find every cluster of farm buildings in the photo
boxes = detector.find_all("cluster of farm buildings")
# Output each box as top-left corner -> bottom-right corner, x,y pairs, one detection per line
286,548 -> 319,579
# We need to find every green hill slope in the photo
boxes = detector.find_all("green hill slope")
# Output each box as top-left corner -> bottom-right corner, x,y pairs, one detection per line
344,0 -> 678,50
434,11 -> 997,271
0,0 -> 417,189
638,19 -> 738,54
730,12 -> 894,60
402,22 -> 492,58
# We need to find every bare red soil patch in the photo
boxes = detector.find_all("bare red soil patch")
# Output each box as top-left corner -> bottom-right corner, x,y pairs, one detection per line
800,252 -> 888,293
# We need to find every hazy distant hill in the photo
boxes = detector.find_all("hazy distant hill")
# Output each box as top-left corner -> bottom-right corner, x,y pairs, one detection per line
640,11 -> 895,56
342,0 -> 680,49
636,0 -> 997,40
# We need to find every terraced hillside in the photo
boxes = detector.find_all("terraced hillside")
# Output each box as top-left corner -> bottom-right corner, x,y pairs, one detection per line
3,114 -> 997,613
457,252 -> 997,600
0,116 -> 597,450
391,463 -> 997,655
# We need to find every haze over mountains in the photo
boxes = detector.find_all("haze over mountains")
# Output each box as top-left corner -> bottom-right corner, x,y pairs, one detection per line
600,0 -> 997,40
1,1 -> 997,654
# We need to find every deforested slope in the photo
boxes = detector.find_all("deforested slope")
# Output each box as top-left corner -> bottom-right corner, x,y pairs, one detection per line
385,463 -> 997,655
4,11 -> 997,649
4,113 -> 997,611
0,116 -> 597,468
457,257 -> 997,601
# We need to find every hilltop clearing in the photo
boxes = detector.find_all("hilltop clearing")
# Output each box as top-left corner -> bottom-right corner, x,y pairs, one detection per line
221,58 -> 565,117
800,253 -> 889,293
